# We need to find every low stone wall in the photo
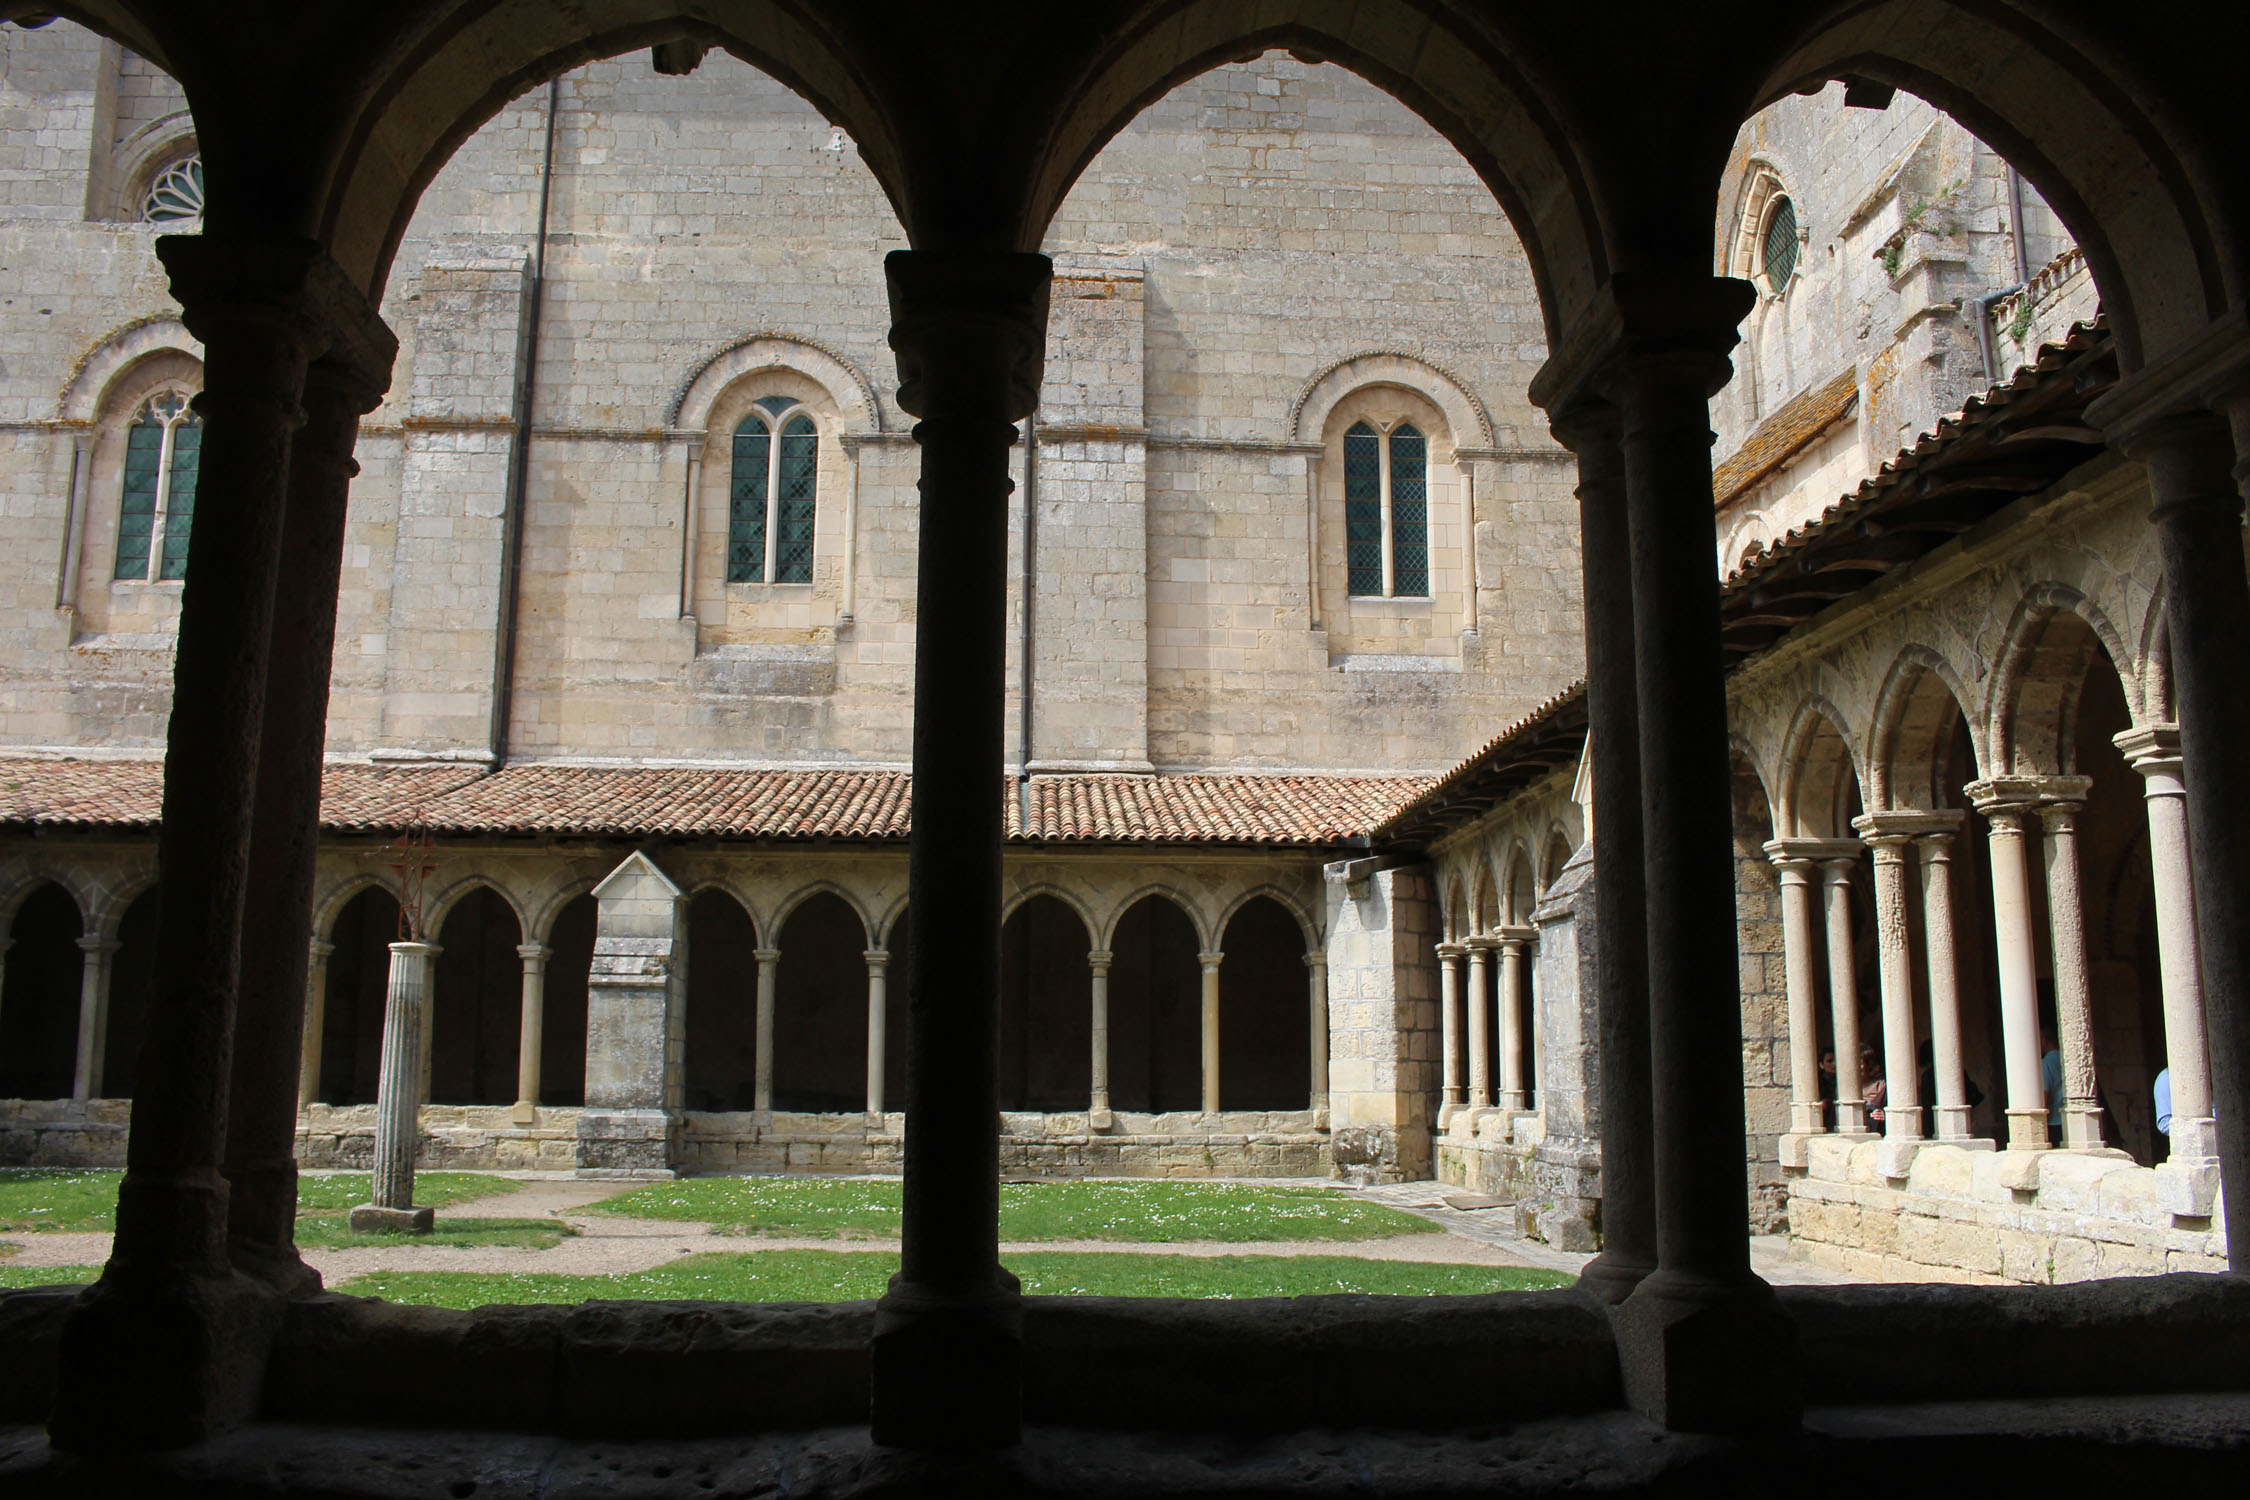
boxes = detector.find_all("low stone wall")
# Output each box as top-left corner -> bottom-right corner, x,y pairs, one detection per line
0,1098 -> 129,1167
681,1109 -> 1329,1178
1433,1111 -> 1601,1250
296,1104 -> 582,1172
1788,1137 -> 2228,1284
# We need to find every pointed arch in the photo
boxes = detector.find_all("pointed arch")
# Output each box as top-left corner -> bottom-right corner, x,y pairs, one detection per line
1777,696 -> 1867,839
1096,883 -> 1213,952
770,880 -> 877,946
1869,645 -> 1986,811
1988,584 -> 2139,776
1214,885 -> 1319,953
1002,883 -> 1102,943
421,875 -> 530,940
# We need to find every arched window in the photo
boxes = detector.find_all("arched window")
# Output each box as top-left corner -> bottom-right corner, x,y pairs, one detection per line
1729,166 -> 1799,301
1343,420 -> 1429,598
114,391 -> 200,582
140,155 -> 204,225
727,396 -> 818,584
1761,194 -> 1799,294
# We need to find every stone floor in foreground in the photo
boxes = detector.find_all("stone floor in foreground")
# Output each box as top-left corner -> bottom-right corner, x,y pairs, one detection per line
0,1172 -> 1867,1285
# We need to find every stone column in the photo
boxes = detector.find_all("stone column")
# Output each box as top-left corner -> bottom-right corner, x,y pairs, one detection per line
512,943 -> 550,1125
1854,822 -> 1925,1164
1198,951 -> 1224,1113
752,947 -> 779,1114
1916,828 -> 1978,1144
1550,398 -> 1655,1306
2110,407 -> 2250,1268
1086,949 -> 1113,1126
1968,781 -> 2052,1152
864,948 -> 888,1118
1819,855 -> 1869,1135
1436,942 -> 1466,1124
71,937 -> 121,1101
1765,850 -> 1825,1142
2036,790 -> 2103,1150
1497,926 -> 1532,1112
52,239 -> 358,1453
1305,950 -> 1329,1119
358,942 -> 438,1229
870,248 -> 1051,1451
297,939 -> 334,1110
222,346 -> 391,1295
1464,937 -> 1494,1110
1598,273 -> 1791,1431
2116,727 -> 2219,1209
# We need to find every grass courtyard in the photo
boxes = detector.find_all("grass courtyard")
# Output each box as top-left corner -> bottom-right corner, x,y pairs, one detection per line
0,1171 -> 1573,1304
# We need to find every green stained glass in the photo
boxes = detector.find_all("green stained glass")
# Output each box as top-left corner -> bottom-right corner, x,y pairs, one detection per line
158,415 -> 200,581
775,414 -> 817,583
1763,196 -> 1798,294
1344,422 -> 1382,596
114,415 -> 162,580
728,418 -> 769,582
754,395 -> 796,419
1389,424 -> 1428,597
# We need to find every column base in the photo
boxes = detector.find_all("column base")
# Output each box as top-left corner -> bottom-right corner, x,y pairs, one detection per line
1874,1136 -> 1924,1182
1609,1270 -> 1800,1433
51,1262 -> 285,1452
348,1203 -> 434,1234
2006,1108 -> 2053,1151
870,1270 -> 1023,1450
1573,1251 -> 1655,1306
1934,1105 -> 1980,1142
511,1099 -> 539,1126
575,1107 -> 678,1176
2062,1105 -> 2105,1151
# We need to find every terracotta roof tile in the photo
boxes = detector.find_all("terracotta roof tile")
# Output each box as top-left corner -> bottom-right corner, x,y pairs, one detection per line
1711,364 -> 1859,510
0,759 -> 1423,847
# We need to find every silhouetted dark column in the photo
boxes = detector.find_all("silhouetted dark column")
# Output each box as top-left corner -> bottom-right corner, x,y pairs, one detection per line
2124,410 -> 2250,1270
1606,273 -> 1796,1432
871,248 -> 1050,1450
51,238 -> 339,1451
1550,399 -> 1655,1306
225,337 -> 394,1293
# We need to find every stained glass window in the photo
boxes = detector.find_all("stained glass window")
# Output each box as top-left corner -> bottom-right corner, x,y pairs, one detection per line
1344,422 -> 1383,597
1763,195 -> 1798,294
141,156 -> 204,225
727,401 -> 817,584
114,392 -> 199,582
1389,424 -> 1428,597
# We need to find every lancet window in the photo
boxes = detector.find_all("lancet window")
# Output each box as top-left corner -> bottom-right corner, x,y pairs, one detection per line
1344,420 -> 1429,598
113,391 -> 200,583
728,396 -> 818,584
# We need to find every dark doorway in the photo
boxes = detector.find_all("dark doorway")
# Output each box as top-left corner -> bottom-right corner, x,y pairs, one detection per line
430,887 -> 524,1106
0,883 -> 83,1101
1106,895 -> 1201,1113
999,895 -> 1092,1110
1218,897 -> 1309,1110
101,886 -> 160,1098
772,892 -> 868,1112
685,888 -> 759,1111
541,893 -> 595,1107
320,887 -> 401,1105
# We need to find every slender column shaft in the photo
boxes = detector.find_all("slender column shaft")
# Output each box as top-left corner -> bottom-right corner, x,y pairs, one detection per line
1198,952 -> 1224,1113
0,938 -> 11,1053
1464,940 -> 1493,1108
513,943 -> 550,1122
1977,799 -> 2051,1150
1863,835 -> 1922,1140
1305,951 -> 1328,1113
371,942 -> 439,1211
1820,858 -> 1867,1133
1086,950 -> 1112,1117
1436,943 -> 1466,1112
752,947 -> 779,1113
1770,856 -> 1824,1134
72,938 -> 120,1101
1526,937 -> 1541,1104
2120,735 -> 2215,1157
1615,337 -> 1760,1290
872,248 -> 1050,1451
298,940 -> 334,1110
2134,411 -> 2250,1266
1553,399 -> 1654,1301
1919,836 -> 1974,1141
865,949 -> 888,1117
1497,931 -> 1529,1111
2039,802 -> 2101,1148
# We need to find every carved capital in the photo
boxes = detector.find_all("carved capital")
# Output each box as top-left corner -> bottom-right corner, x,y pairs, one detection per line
884,250 -> 1051,422
156,236 -> 398,398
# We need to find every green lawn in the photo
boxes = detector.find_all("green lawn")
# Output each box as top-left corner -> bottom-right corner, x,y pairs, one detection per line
293,1214 -> 571,1250
333,1249 -> 1567,1306
0,1264 -> 96,1290
592,1178 -> 1438,1243
0,1169 -> 520,1236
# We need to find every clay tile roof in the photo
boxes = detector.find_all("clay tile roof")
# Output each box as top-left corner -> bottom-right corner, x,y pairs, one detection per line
1371,683 -> 1588,849
1711,364 -> 1861,511
0,759 -> 1424,847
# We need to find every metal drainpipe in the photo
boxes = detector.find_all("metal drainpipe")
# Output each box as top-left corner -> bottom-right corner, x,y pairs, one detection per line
1017,413 -> 1038,832
488,77 -> 561,770
2006,164 -> 2031,284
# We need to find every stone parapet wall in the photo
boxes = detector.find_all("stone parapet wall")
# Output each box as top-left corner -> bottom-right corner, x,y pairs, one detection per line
0,1097 -> 129,1166
1434,1111 -> 1601,1250
681,1110 -> 1328,1179
296,1104 -> 582,1172
1788,1137 -> 2227,1284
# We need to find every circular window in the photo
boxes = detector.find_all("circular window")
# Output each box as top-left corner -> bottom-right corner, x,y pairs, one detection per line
141,156 -> 205,225
1761,195 -> 1799,294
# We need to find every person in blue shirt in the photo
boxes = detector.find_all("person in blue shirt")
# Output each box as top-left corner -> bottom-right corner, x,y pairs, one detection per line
2155,1068 -> 2173,1137
2039,1019 -> 2062,1145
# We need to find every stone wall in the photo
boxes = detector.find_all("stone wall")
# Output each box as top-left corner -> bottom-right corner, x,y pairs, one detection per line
1789,1137 -> 2227,1283
1321,861 -> 1438,1183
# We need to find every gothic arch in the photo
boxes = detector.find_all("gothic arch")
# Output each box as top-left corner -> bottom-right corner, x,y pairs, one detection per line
1097,884 -> 1212,952
668,332 -> 883,435
1868,645 -> 1986,810
1215,885 -> 1318,953
685,878 -> 768,948
420,875 -> 530,940
1291,352 -> 1493,449
57,317 -> 199,425
314,872 -> 402,942
1777,696 -> 1867,838
527,876 -> 602,946
1988,583 -> 2140,776
88,869 -> 160,945
1001,883 -> 1100,944
769,880 -> 877,945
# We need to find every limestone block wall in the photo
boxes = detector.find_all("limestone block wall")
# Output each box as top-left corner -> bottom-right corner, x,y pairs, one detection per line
1789,1138 -> 2227,1283
1322,861 -> 1437,1182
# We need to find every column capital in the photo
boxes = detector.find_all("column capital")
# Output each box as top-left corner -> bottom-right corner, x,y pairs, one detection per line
1084,948 -> 1114,967
387,940 -> 440,959
515,942 -> 551,965
753,947 -> 782,963
1529,270 -> 1756,414
1196,951 -> 1226,972
2112,723 -> 2185,776
1964,774 -> 2090,816
883,249 -> 1052,422
1462,933 -> 1498,951
1498,923 -> 1537,946
1435,941 -> 1468,959
155,235 -> 398,397
863,948 -> 890,968
1850,809 -> 1965,842
307,939 -> 336,960
74,935 -> 122,956
1301,950 -> 1327,971
1764,836 -> 1865,866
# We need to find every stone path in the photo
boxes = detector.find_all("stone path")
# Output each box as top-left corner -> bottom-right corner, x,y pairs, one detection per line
3,1173 -> 1865,1287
